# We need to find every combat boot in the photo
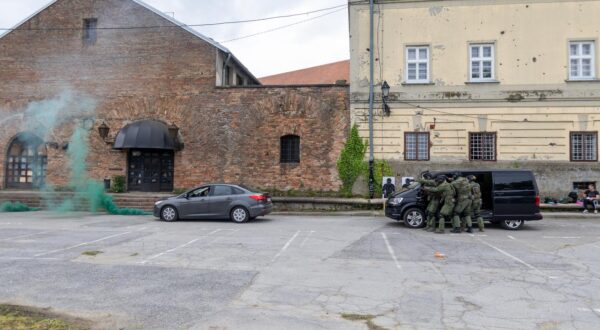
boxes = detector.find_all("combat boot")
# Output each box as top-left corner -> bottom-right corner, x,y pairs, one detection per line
422,225 -> 430,231
435,228 -> 444,234
478,227 -> 485,232
466,227 -> 473,233
451,227 -> 461,234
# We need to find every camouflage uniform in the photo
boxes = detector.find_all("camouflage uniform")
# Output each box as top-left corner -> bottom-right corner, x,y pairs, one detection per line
469,179 -> 485,232
417,178 -> 440,231
424,180 -> 456,234
451,176 -> 473,233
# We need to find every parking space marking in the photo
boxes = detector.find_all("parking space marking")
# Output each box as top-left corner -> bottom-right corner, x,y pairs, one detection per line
381,233 -> 402,270
592,245 -> 600,250
299,230 -> 315,248
272,230 -> 300,261
0,230 -> 52,241
477,238 -> 553,278
35,231 -> 133,257
507,235 -> 516,240
0,257 -> 60,261
139,229 -> 222,264
543,236 -> 581,239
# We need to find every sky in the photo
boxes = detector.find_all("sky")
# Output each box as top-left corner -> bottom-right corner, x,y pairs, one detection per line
0,0 -> 350,77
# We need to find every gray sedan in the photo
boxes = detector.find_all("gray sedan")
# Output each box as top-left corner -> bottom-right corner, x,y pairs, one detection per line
153,184 -> 273,223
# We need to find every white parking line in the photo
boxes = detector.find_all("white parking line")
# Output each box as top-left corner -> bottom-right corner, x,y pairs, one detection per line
477,238 -> 553,278
139,229 -> 222,264
35,231 -> 133,257
543,236 -> 581,239
592,245 -> 600,250
272,231 -> 300,261
0,257 -> 59,261
507,235 -> 516,240
300,230 -> 315,247
0,230 -> 52,241
381,232 -> 402,270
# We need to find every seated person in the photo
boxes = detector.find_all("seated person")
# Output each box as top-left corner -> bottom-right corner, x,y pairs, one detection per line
582,184 -> 599,213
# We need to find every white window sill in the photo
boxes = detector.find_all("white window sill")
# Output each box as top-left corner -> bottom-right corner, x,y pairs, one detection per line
565,79 -> 600,83
465,80 -> 500,84
401,81 -> 434,86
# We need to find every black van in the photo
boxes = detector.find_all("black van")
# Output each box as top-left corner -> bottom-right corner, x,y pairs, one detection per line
385,169 -> 543,230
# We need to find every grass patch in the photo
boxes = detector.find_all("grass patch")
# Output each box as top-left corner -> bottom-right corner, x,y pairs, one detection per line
0,304 -> 91,330
341,313 -> 389,330
81,250 -> 103,256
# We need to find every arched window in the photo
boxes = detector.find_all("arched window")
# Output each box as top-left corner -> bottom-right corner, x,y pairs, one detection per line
5,134 -> 47,189
280,135 -> 300,163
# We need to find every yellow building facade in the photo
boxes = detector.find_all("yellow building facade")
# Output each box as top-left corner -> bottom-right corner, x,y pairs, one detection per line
349,0 -> 600,196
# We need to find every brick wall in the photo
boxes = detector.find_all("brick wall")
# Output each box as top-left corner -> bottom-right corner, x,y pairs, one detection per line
0,0 -> 350,192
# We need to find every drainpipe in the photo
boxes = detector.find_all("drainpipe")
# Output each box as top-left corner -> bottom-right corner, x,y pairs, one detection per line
368,0 -> 375,199
222,52 -> 232,86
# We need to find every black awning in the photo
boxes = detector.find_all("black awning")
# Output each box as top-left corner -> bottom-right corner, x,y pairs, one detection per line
113,120 -> 175,150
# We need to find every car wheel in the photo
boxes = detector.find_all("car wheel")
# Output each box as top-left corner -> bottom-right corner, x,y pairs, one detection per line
161,206 -> 178,222
500,220 -> 524,230
403,208 -> 426,229
230,206 -> 250,223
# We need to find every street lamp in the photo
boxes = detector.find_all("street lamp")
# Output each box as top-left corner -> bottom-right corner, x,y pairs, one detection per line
381,80 -> 391,117
98,122 -> 110,140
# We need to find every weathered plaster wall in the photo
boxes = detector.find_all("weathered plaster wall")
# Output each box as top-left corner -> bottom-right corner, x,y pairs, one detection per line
349,0 -> 600,192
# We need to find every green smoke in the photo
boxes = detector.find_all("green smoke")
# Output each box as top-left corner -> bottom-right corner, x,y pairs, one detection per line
55,127 -> 148,216
0,201 -> 39,212
20,91 -> 148,216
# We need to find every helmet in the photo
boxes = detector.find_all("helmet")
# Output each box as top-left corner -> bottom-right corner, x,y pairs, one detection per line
435,175 -> 447,183
466,174 -> 476,182
451,171 -> 461,179
423,172 -> 432,179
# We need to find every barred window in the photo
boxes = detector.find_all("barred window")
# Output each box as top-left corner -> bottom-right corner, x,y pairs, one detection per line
280,135 -> 300,163
469,132 -> 496,161
570,132 -> 597,161
404,132 -> 430,161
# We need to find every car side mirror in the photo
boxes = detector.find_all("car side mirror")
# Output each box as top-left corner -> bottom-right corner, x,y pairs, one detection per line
184,193 -> 190,199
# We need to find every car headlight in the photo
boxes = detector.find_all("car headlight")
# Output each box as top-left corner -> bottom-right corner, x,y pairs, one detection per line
154,201 -> 163,206
389,197 -> 403,205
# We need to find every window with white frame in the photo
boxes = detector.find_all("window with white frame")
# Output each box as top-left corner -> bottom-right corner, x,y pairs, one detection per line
469,44 -> 495,82
406,46 -> 429,83
569,41 -> 596,80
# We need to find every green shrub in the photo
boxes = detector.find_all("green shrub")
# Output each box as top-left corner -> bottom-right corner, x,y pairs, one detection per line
337,124 -> 367,195
111,175 -> 126,193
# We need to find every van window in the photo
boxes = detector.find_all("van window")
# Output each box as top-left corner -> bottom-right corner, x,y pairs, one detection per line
494,172 -> 534,191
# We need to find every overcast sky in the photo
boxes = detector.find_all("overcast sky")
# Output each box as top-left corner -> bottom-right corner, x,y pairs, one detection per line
0,0 -> 350,77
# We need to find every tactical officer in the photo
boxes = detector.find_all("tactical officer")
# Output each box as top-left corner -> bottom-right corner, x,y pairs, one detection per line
467,175 -> 485,232
424,175 -> 455,234
416,172 -> 440,232
450,173 -> 473,233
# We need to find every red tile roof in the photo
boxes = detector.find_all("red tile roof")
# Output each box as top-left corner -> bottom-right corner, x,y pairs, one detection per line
259,60 -> 349,85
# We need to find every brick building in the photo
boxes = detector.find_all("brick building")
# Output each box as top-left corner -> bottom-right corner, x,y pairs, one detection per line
0,0 -> 349,193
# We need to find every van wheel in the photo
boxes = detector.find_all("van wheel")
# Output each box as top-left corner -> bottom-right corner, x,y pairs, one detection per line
500,220 -> 524,230
403,208 -> 426,229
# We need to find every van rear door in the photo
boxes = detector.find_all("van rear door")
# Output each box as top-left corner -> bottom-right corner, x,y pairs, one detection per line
492,171 -> 539,219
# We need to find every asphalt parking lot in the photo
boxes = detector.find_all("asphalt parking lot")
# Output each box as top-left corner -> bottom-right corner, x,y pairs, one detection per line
1,213 -> 600,330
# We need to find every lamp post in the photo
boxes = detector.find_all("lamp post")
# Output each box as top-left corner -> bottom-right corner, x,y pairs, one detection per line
381,80 -> 390,116
368,0 -> 375,199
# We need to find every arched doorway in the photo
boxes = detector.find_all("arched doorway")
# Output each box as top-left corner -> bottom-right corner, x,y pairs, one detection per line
5,133 -> 47,189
